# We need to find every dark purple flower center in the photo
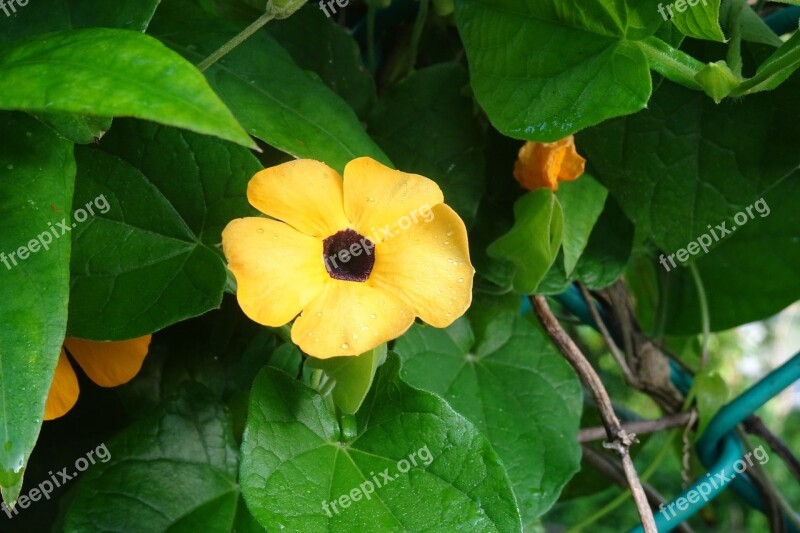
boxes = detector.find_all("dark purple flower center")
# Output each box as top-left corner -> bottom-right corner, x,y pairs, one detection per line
322,229 -> 375,282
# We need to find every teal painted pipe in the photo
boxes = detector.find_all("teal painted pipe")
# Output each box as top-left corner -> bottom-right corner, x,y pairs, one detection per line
632,435 -> 744,532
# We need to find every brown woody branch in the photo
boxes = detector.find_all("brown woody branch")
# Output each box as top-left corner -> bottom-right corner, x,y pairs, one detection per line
579,412 -> 696,443
532,295 -> 657,533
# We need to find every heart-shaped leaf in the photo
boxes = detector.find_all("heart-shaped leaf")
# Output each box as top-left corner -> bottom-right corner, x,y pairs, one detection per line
64,383 -> 259,531
67,120 -> 260,339
455,0 -> 661,141
395,294 -> 583,525
240,354 -> 521,531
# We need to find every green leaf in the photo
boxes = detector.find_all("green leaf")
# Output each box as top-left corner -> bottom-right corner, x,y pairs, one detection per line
64,384 -> 257,531
529,195 -> 635,294
0,0 -> 159,44
267,5 -> 377,119
662,172 -> 800,333
0,0 -> 159,143
395,293 -> 583,525
556,175 -> 608,275
728,3 -> 783,47
368,63 -> 486,227
734,30 -> 800,95
67,119 -> 260,340
0,29 -> 254,148
240,355 -> 521,531
487,189 -> 564,294
0,113 -> 75,503
669,0 -> 725,42
455,0 -> 661,141
305,344 -> 387,415
30,113 -> 113,145
574,196 -> 635,290
577,77 -> 800,253
150,0 -> 390,172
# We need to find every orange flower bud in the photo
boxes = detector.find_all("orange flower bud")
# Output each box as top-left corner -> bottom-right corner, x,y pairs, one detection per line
513,136 -> 586,191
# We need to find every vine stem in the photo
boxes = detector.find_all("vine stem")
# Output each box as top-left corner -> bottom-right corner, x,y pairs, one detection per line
406,0 -> 429,75
197,12 -> 275,72
531,295 -> 657,533
688,262 -> 710,369
638,36 -> 705,90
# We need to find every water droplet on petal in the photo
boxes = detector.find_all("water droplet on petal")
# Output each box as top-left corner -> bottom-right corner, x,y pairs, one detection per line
457,278 -> 464,283
369,313 -> 377,319
341,342 -> 350,350
256,228 -> 264,234
446,230 -> 453,237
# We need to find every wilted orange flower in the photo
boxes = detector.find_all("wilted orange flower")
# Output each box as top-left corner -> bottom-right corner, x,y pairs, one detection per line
513,136 -> 585,191
45,336 -> 151,420
222,157 -> 474,359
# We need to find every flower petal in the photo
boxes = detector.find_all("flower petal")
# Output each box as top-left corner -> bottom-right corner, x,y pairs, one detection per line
291,280 -> 414,358
370,204 -> 473,327
343,157 -> 444,242
64,336 -> 151,387
513,136 -> 585,192
223,217 -> 327,326
247,159 -> 350,238
44,349 -> 79,421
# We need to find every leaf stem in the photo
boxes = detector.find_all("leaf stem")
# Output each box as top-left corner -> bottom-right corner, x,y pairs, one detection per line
638,36 -> 705,90
197,12 -> 275,72
726,0 -> 746,77
311,368 -> 324,390
407,0 -> 430,75
688,262 -> 710,369
367,5 -> 377,72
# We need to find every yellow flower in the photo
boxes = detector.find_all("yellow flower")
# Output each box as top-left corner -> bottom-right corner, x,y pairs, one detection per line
222,157 -> 474,359
513,136 -> 585,191
44,336 -> 151,420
